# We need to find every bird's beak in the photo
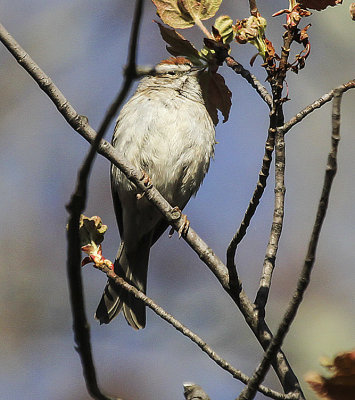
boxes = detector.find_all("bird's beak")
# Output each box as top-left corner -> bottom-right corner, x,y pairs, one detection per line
189,65 -> 206,76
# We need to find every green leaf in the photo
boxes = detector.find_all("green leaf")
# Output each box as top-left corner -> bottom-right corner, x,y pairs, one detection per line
214,15 -> 235,43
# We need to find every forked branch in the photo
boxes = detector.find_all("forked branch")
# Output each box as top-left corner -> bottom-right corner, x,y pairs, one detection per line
237,89 -> 348,400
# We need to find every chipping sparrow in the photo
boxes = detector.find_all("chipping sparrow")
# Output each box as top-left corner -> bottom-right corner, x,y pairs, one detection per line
95,57 -> 216,329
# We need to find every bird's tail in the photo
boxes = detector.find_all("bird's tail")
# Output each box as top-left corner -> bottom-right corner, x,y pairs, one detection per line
95,241 -> 149,329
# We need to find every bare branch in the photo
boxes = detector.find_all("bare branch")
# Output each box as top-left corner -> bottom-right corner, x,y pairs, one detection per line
93,263 -> 295,400
254,128 -> 286,310
0,20 -> 302,396
225,56 -> 273,108
279,79 -> 355,135
237,89 -> 345,400
248,0 -> 259,16
184,383 -> 211,400
227,128 -> 275,281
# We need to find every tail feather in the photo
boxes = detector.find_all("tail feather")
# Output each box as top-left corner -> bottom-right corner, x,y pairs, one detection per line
95,241 -> 149,329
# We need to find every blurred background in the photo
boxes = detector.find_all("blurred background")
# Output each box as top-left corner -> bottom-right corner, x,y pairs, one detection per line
0,1 -> 354,399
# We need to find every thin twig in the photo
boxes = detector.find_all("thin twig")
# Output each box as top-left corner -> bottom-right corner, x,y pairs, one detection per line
252,26 -> 296,314
94,263 -> 296,400
30,1 -> 142,399
279,79 -> 355,135
237,89 -> 345,400
228,79 -> 355,277
254,128 -> 286,310
225,56 -> 272,108
248,0 -> 259,16
194,16 -> 213,39
226,128 -> 275,283
0,21 -> 302,396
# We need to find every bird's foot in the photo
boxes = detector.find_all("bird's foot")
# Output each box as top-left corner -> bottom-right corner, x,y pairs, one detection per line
178,214 -> 190,238
137,170 -> 153,199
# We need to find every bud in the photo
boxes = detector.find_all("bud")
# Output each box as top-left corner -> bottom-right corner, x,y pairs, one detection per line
350,3 -> 355,20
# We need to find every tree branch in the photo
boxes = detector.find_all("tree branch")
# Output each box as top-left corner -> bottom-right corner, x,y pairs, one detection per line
66,1 -> 144,398
227,127 -> 275,283
237,88 -> 345,400
248,0 -> 259,16
0,20 -> 302,396
225,56 -> 273,109
254,128 -> 286,310
93,263 -> 296,400
279,80 -> 355,135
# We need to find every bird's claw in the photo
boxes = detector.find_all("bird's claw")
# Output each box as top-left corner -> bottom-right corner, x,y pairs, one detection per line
140,170 -> 152,187
137,171 -> 153,199
178,213 -> 190,238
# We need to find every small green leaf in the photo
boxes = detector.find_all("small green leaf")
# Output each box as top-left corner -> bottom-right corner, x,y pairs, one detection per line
214,15 -> 235,43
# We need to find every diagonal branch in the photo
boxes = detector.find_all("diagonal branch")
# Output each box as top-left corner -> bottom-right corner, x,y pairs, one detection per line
93,263 -> 296,400
237,88 -> 345,400
225,56 -> 273,108
279,79 -> 355,135
0,20 -> 302,396
227,126 -> 275,283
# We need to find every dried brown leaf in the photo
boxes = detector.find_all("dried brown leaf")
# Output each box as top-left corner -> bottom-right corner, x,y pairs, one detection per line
305,350 -> 355,400
155,21 -> 202,63
199,71 -> 232,125
299,0 -> 343,11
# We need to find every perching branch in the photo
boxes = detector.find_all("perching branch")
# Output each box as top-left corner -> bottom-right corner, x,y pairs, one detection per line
237,89 -> 345,400
0,19 -> 302,397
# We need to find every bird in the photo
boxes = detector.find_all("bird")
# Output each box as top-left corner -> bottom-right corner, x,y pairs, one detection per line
95,56 -> 216,329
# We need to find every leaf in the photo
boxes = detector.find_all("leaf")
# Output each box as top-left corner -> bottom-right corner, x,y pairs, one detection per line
152,0 -> 194,28
213,15 -> 235,43
155,21 -> 202,64
79,215 -> 107,248
199,71 -> 232,125
305,350 -> 355,400
299,0 -> 343,11
152,0 -> 222,29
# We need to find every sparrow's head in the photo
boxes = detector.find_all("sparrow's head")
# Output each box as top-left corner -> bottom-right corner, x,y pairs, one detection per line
138,57 -> 205,101
155,57 -> 202,77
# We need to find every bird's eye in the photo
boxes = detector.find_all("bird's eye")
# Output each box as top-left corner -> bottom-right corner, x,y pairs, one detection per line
168,71 -> 176,75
